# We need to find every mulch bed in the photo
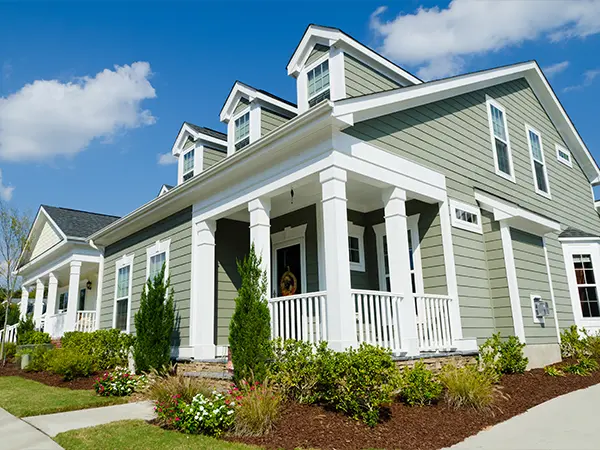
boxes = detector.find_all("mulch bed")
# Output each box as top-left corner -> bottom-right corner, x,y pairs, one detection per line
0,362 -> 97,390
227,367 -> 600,450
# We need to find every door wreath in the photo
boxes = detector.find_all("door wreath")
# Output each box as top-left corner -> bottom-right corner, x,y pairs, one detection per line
280,266 -> 298,296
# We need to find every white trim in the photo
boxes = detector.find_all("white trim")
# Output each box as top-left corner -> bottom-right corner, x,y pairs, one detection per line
499,221 -> 526,342
525,124 -> 551,199
486,96 -> 515,183
542,237 -> 561,343
329,45 -> 346,101
95,250 -> 104,331
449,199 -> 482,234
220,81 -> 298,122
556,143 -> 572,168
171,122 -> 226,156
316,202 -> 325,290
113,253 -> 134,333
271,224 -> 308,296
146,239 -> 171,281
347,221 -> 365,272
250,102 -> 261,142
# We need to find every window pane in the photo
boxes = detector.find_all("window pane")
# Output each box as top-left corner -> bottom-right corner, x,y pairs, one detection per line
490,105 -> 506,141
348,236 -> 360,263
529,131 -> 543,161
307,60 -> 330,101
117,266 -> 130,298
534,161 -> 548,192
183,149 -> 194,174
115,299 -> 128,330
495,138 -> 511,175
574,254 -> 600,318
149,252 -> 166,281
407,231 -> 414,271
235,112 -> 250,142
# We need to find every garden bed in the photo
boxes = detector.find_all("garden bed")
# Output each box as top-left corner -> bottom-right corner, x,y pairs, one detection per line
0,362 -> 97,389
227,367 -> 600,450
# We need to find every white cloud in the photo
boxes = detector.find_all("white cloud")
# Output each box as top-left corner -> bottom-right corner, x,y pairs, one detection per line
370,1 -> 600,80
544,61 -> 570,77
157,152 -> 177,166
0,170 -> 14,201
564,68 -> 600,92
0,62 -> 156,162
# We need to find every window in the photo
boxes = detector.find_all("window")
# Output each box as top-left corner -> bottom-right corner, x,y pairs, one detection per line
78,288 -> 86,311
450,199 -> 482,234
486,98 -> 514,181
556,144 -> 572,168
149,252 -> 166,281
58,292 -> 68,312
146,239 -> 170,282
307,60 -> 330,107
347,222 -> 365,272
114,254 -> 134,332
573,254 -> 600,318
182,149 -> 194,181
234,112 -> 250,150
526,126 -> 550,198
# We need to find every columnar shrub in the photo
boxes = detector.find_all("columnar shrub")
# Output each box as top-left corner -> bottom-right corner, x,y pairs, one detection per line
229,245 -> 272,384
94,367 -> 147,396
398,361 -> 443,406
133,265 -> 175,373
439,364 -> 495,410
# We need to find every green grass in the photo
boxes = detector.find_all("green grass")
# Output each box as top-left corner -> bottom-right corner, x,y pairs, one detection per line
0,376 -> 126,417
54,420 -> 256,450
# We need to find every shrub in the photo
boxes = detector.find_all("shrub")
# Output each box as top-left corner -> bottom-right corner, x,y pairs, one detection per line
544,366 -> 565,377
47,347 -> 96,381
180,392 -> 235,437
16,315 -> 35,345
232,379 -> 282,437
22,345 -> 53,372
62,329 -> 135,370
439,365 -> 495,410
229,245 -> 272,384
20,330 -> 51,345
398,361 -> 442,406
563,357 -> 599,376
478,333 -> 528,379
560,325 -> 588,360
94,367 -> 147,396
144,373 -> 213,405
1,342 -> 16,361
585,333 -> 600,360
155,394 -> 186,429
133,265 -> 175,373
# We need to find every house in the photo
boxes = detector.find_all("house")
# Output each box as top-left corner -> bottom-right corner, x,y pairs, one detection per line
16,205 -> 120,338
21,25 -> 600,369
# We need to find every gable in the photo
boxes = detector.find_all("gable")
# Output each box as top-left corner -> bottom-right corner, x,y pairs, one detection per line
233,97 -> 250,116
22,215 -> 64,265
306,44 -> 329,67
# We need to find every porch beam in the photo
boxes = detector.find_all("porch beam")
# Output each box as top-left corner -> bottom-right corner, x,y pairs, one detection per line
33,280 -> 44,330
248,198 -> 272,298
45,273 -> 58,338
65,261 -> 82,333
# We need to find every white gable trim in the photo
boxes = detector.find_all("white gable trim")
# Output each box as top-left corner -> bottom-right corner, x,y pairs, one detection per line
171,123 -> 226,157
17,206 -> 67,270
220,82 -> 297,123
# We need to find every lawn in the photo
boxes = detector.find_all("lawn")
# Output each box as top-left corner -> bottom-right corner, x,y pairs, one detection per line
54,420 -> 255,450
0,376 -> 126,417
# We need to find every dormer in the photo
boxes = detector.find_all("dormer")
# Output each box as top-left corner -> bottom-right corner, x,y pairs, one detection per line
220,82 -> 297,156
287,25 -> 423,114
170,122 -> 227,186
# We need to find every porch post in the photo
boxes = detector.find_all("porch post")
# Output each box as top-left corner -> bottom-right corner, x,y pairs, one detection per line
191,219 -> 217,359
65,261 -> 82,332
320,167 -> 356,351
248,198 -> 271,298
45,273 -> 58,338
19,286 -> 29,320
383,187 -> 419,355
33,279 -> 45,329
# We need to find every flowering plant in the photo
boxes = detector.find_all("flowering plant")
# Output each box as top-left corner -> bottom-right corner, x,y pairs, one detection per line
179,391 -> 235,437
94,367 -> 147,396
155,394 -> 186,428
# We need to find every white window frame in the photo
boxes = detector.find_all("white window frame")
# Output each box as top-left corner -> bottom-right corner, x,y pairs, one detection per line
233,108 -> 250,150
347,221 -> 365,272
556,144 -> 573,168
305,55 -> 330,106
373,215 -> 423,294
486,96 -> 515,183
449,199 -> 482,234
146,239 -> 171,282
525,124 -> 551,199
182,148 -> 195,181
113,253 -> 134,333
271,224 -> 308,297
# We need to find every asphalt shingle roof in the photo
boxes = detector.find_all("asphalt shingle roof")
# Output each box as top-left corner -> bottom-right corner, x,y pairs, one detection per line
42,205 -> 120,239
559,227 -> 600,239
185,123 -> 227,141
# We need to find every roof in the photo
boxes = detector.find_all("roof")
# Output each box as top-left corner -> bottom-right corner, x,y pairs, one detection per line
220,81 -> 298,122
559,228 -> 600,239
41,205 -> 120,239
184,123 -> 227,141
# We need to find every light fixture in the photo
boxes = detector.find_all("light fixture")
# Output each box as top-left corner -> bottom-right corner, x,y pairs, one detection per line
290,187 -> 294,205
86,281 -> 92,290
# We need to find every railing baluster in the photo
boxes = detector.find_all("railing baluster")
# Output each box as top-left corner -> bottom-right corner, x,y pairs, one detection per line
314,295 -> 321,342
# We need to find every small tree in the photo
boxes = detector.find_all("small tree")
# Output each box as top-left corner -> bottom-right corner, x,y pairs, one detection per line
133,265 -> 175,373
229,244 -> 272,383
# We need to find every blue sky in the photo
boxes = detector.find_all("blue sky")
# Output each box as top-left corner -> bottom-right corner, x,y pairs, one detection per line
1,1 -> 600,218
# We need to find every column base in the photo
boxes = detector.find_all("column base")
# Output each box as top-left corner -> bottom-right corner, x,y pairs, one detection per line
400,338 -> 420,357
453,337 -> 479,353
193,344 -> 216,360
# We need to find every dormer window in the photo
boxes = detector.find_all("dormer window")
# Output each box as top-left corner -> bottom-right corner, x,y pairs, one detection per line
182,149 -> 194,181
234,112 -> 250,150
307,60 -> 330,107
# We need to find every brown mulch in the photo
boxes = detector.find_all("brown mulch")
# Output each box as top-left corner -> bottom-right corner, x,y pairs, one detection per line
0,362 -> 98,390
227,368 -> 600,450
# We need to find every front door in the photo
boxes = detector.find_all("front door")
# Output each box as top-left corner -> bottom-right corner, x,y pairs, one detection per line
275,244 -> 303,297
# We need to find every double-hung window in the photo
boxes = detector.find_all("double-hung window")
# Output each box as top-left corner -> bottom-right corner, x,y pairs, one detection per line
526,125 -> 550,198
182,149 -> 194,181
573,254 -> 600,318
146,239 -> 170,283
148,252 -> 166,281
114,257 -> 133,332
307,60 -> 330,107
234,112 -> 250,150
347,222 -> 365,272
486,98 -> 514,181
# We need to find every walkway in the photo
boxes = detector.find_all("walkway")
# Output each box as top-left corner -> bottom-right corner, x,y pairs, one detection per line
448,383 -> 600,449
0,407 -> 62,450
23,400 -> 155,437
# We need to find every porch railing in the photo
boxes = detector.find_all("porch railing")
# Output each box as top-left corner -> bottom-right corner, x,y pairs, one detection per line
352,289 -> 402,352
52,312 -> 67,337
415,294 -> 454,351
0,324 -> 17,344
75,311 -> 97,333
269,291 -> 327,343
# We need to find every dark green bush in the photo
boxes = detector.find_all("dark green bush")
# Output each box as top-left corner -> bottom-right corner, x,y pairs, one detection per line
47,347 -> 96,381
133,265 -> 175,373
23,345 -> 53,372
1,342 -> 16,360
16,315 -> 35,344
398,361 -> 443,406
20,330 -> 51,345
563,357 -> 599,376
62,329 -> 134,370
230,245 -> 272,384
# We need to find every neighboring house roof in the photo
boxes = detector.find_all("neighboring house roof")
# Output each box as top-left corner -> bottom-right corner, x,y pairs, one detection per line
220,81 -> 298,122
158,184 -> 174,197
559,228 -> 600,239
184,123 -> 227,141
41,205 -> 120,240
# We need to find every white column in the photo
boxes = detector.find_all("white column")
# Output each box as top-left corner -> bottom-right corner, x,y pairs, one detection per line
33,279 -> 45,329
19,286 -> 29,320
45,273 -> 58,338
248,198 -> 271,298
65,261 -> 82,333
499,221 -> 526,343
320,167 -> 356,351
383,187 -> 419,355
191,219 -> 217,359
95,252 -> 105,331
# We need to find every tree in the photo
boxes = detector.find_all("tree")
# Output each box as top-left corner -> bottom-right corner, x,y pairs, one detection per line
0,302 -> 19,327
229,244 -> 272,383
0,203 -> 30,365
133,265 -> 175,373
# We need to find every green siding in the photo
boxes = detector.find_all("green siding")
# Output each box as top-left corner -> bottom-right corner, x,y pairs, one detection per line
233,97 -> 250,116
183,138 -> 194,150
344,53 -> 400,97
203,147 -> 226,170
345,78 -> 599,341
101,208 -> 192,347
306,44 -> 328,67
261,108 -> 290,137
